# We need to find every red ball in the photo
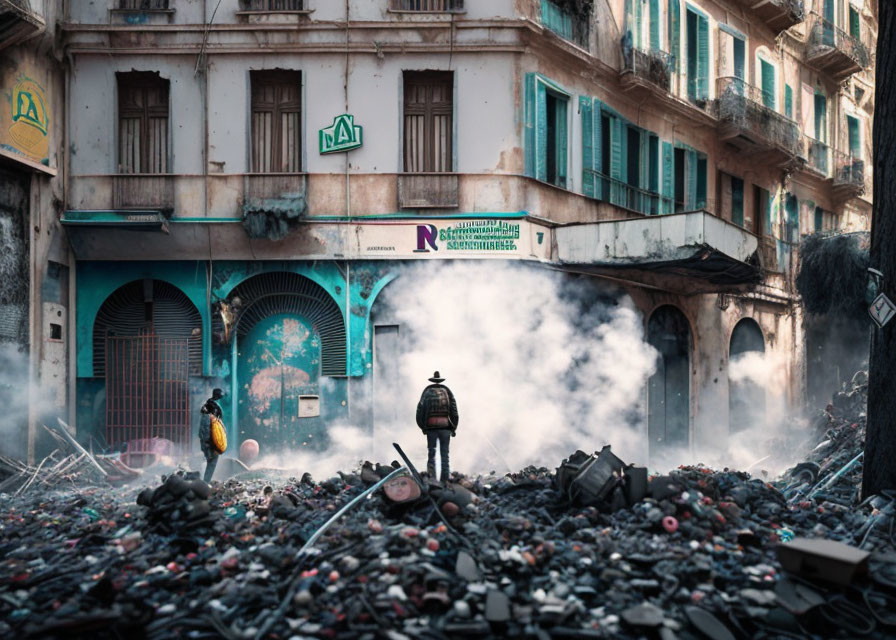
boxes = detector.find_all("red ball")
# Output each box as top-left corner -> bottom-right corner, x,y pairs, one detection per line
662,516 -> 679,533
239,439 -> 260,465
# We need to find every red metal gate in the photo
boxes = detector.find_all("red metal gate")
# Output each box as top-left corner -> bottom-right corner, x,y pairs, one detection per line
105,332 -> 191,450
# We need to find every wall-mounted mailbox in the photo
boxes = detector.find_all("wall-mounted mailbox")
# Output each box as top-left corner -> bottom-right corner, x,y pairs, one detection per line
298,395 -> 320,418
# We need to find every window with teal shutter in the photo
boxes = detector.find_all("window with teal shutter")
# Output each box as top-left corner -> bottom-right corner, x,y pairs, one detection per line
524,74 -> 536,179
523,73 -> 569,187
611,117 -> 627,206
849,6 -> 860,41
650,0 -> 661,51
686,7 -> 709,102
662,142 -> 673,214
732,177 -> 744,226
581,98 -> 594,197
784,84 -> 793,118
686,149 -> 697,207
649,134 -> 659,214
814,206 -> 824,232
668,0 -> 680,72
760,59 -> 775,110
814,92 -> 827,142
696,154 -> 706,208
847,115 -> 860,158
696,14 -> 708,100
553,95 -> 568,187
733,37 -> 745,80
785,194 -> 799,243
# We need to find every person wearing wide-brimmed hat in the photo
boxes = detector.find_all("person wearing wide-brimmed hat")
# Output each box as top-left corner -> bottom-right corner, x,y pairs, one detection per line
416,371 -> 459,483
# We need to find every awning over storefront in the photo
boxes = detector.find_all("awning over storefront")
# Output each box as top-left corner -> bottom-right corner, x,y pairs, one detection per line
555,211 -> 762,290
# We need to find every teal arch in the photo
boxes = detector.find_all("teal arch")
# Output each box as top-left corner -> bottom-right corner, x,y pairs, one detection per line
77,261 -> 211,377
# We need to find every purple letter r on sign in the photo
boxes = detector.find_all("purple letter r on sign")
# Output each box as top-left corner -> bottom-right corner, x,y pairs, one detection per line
414,224 -> 438,253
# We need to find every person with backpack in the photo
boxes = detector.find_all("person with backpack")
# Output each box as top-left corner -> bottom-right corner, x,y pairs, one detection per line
199,388 -> 225,483
416,371 -> 459,483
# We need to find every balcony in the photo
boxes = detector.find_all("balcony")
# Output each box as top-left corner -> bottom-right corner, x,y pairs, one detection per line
727,0 -> 803,35
584,169 -> 678,216
804,136 -> 831,178
398,173 -> 459,209
831,151 -> 865,202
0,0 -> 44,52
555,211 -> 761,289
806,14 -> 871,81
541,0 -> 589,49
113,174 -> 175,213
716,77 -> 801,166
619,46 -> 673,98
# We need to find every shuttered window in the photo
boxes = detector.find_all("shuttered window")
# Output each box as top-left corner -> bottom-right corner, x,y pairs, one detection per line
847,115 -> 860,158
668,0 -> 680,72
251,70 -> 302,173
785,84 -> 793,119
814,206 -> 824,232
760,59 -> 776,110
117,72 -> 169,174
686,7 -> 709,102
731,176 -> 744,226
524,73 -> 568,187
580,96 -> 702,215
753,185 -> 770,236
849,6 -> 860,40
404,71 -> 453,173
649,0 -> 661,50
814,92 -> 827,142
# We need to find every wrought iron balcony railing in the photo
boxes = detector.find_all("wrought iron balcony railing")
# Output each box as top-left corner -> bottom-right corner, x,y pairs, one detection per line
240,0 -> 305,10
716,77 -> 801,158
832,151 -> 864,192
807,13 -> 871,74
541,0 -> 589,49
621,45 -> 673,93
804,135 -> 830,176
584,168 -> 696,216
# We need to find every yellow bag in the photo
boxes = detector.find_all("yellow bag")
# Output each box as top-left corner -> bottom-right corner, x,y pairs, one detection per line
210,416 -> 227,454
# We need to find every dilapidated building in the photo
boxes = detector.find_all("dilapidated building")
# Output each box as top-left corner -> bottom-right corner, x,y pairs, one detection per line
7,0 -> 874,464
1,0 -> 69,461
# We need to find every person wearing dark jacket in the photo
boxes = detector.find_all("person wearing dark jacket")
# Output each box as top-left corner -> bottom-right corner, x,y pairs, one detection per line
199,388 -> 224,483
416,371 -> 458,483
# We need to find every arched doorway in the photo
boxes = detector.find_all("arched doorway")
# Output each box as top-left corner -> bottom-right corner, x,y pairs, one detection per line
93,279 -> 202,451
729,318 -> 766,433
219,272 -> 345,451
647,306 -> 691,461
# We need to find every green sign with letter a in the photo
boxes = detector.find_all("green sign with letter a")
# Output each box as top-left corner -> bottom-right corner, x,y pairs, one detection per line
319,113 -> 363,154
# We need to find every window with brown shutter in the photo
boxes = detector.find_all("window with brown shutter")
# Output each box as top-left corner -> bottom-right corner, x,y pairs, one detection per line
117,72 -> 169,174
403,71 -> 453,173
251,70 -> 302,173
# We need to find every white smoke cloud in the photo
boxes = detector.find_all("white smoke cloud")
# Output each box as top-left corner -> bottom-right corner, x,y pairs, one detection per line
249,261 -> 659,479
368,261 -> 659,475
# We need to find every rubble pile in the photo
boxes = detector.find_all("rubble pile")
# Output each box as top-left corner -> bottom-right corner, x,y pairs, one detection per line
1,376 -> 894,639
0,451 -> 893,639
779,371 -> 869,508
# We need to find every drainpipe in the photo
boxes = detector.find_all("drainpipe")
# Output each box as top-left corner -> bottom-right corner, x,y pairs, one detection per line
344,0 -> 351,418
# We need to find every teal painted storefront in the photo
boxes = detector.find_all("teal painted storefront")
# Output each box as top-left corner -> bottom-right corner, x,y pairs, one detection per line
76,260 -> 397,452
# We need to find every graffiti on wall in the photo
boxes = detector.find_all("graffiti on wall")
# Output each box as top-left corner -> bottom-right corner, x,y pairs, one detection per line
2,74 -> 50,165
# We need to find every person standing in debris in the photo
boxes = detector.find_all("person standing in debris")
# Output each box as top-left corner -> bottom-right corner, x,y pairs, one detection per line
199,388 -> 225,483
416,371 -> 458,483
